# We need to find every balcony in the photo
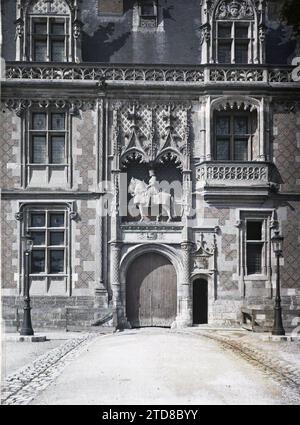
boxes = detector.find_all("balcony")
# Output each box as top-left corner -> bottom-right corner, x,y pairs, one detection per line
195,161 -> 281,205
2,62 -> 298,88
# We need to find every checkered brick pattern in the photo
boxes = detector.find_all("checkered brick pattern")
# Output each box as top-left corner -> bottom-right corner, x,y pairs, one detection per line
281,203 -> 300,289
76,111 -> 97,191
204,207 -> 230,226
273,112 -> 300,192
222,234 -> 237,262
1,201 -> 18,288
0,109 -> 20,189
219,271 -> 238,291
75,201 -> 96,289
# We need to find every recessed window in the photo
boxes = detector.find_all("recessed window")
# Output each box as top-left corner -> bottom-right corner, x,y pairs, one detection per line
246,220 -> 264,275
216,19 -> 254,64
215,113 -> 252,161
28,210 -> 67,275
98,0 -> 123,15
31,18 -> 68,62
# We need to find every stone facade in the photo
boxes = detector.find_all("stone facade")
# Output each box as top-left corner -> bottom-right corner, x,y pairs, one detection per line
1,0 -> 300,332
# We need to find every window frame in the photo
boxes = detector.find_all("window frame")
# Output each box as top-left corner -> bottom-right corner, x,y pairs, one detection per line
245,219 -> 265,276
26,207 -> 68,277
215,19 -> 254,64
138,0 -> 158,28
29,15 -> 70,62
24,108 -> 71,188
214,111 -> 253,161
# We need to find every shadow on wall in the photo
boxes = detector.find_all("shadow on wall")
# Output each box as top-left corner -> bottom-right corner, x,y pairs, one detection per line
82,23 -> 131,62
266,26 -> 297,64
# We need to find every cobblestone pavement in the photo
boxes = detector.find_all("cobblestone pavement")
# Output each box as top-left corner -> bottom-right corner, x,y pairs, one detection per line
180,329 -> 300,404
1,333 -> 99,405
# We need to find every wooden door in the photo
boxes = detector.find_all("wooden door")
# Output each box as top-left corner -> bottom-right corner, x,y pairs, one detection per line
126,253 -> 177,328
193,279 -> 208,324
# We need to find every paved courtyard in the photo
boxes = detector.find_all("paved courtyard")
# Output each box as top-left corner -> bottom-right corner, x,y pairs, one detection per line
2,328 -> 299,405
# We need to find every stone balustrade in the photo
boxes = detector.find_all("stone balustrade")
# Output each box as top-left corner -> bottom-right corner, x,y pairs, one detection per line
2,63 -> 296,85
196,162 -> 273,186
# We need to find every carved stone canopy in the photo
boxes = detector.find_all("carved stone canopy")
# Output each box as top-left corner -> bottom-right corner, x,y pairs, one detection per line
192,233 -> 217,272
113,101 -> 191,169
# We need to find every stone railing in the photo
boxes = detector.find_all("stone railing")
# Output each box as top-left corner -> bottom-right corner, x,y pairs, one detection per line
2,62 -> 296,85
196,162 -> 273,185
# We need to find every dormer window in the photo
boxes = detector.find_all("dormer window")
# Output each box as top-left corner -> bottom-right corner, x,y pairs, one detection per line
139,0 -> 158,28
200,0 -> 266,65
31,17 -> 68,62
16,0 -> 82,63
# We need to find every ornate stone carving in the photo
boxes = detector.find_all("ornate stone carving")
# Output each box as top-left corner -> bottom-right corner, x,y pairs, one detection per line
15,18 -> 24,39
215,0 -> 254,20
113,101 -> 191,167
191,233 -> 217,273
27,0 -> 70,15
5,98 -> 96,116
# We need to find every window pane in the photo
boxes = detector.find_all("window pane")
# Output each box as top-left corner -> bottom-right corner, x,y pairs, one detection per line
32,113 -> 46,130
34,22 -> 47,35
235,25 -> 249,39
218,24 -> 232,38
50,231 -> 65,246
49,250 -> 64,273
218,42 -> 231,63
141,3 -> 155,16
31,213 -> 45,227
50,136 -> 65,164
30,231 -> 45,246
51,113 -> 65,130
32,135 -> 46,164
216,116 -> 230,135
234,139 -> 248,161
235,42 -> 248,63
51,40 -> 65,61
50,213 -> 65,227
234,116 -> 248,135
31,250 -> 45,273
247,221 -> 262,240
216,139 -> 230,160
51,22 -> 65,35
247,244 -> 262,274
34,39 -> 47,61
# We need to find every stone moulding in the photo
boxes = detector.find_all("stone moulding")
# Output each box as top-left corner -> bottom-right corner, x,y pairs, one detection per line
3,63 -> 296,85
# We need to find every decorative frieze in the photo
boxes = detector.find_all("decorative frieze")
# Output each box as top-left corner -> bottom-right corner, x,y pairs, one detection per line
5,63 -> 296,85
196,162 -> 271,184
215,0 -> 254,20
5,98 -> 96,117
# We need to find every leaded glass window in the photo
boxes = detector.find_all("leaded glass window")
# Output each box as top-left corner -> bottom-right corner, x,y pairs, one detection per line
28,210 -> 67,275
31,17 -> 68,62
216,20 -> 254,64
29,111 -> 66,165
246,221 -> 264,275
215,113 -> 252,161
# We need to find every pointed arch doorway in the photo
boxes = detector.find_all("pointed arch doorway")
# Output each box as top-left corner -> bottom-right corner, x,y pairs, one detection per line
126,252 -> 177,328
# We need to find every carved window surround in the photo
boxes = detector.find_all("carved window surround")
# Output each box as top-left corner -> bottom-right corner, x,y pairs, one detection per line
235,209 -> 275,298
197,95 -> 270,164
15,0 -> 83,63
200,0 -> 266,65
132,0 -> 164,32
5,98 -> 96,189
15,201 -> 78,296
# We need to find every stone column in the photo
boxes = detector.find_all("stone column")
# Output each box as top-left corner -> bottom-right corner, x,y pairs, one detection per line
175,241 -> 193,328
110,241 -> 129,329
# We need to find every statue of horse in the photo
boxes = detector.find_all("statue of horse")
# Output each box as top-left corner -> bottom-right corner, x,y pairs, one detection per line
128,178 -> 173,222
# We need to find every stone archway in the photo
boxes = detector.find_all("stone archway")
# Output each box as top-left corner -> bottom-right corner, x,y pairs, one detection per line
126,252 -> 177,328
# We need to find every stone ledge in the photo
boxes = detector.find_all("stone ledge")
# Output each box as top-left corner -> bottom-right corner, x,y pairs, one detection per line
259,334 -> 300,342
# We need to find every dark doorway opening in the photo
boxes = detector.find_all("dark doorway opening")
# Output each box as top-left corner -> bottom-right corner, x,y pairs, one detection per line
193,279 -> 208,325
